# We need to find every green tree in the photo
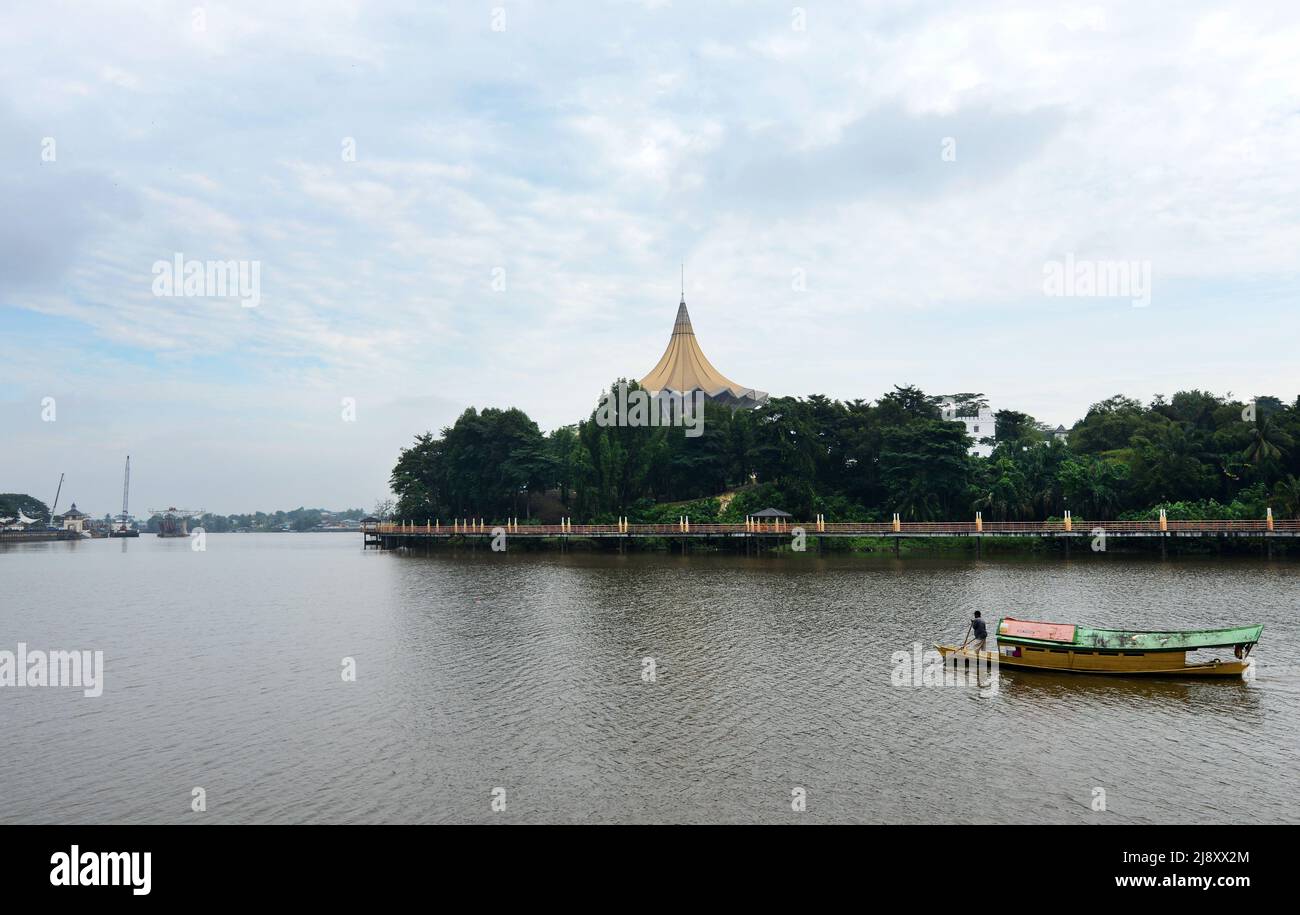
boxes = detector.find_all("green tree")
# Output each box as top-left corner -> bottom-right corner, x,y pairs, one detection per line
879,420 -> 972,520
1272,475 -> 1300,519
1059,456 -> 1129,519
1243,414 -> 1291,482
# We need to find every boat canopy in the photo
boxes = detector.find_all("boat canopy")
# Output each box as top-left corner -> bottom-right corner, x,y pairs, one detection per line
997,618 -> 1263,652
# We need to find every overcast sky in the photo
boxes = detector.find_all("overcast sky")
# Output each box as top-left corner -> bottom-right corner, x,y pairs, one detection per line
2,1 -> 1298,515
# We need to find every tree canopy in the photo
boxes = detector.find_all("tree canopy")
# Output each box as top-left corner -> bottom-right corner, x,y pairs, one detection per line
389,386 -> 1300,523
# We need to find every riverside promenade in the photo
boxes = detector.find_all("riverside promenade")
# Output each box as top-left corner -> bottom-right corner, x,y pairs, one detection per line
363,512 -> 1298,554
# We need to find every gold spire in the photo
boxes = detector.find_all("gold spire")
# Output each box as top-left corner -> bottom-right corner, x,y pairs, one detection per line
639,279 -> 767,404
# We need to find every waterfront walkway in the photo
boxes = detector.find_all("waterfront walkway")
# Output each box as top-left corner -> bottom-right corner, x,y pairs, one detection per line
364,513 -> 1298,550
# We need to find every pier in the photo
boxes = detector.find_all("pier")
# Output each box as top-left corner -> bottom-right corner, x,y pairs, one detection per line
363,512 -> 1299,553
0,529 -> 81,543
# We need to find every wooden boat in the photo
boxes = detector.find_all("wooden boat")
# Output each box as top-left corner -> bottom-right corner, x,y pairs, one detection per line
935,617 -> 1262,678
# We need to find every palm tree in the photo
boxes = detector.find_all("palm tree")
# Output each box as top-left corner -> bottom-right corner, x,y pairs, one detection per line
1273,475 -> 1300,519
1243,416 -> 1291,466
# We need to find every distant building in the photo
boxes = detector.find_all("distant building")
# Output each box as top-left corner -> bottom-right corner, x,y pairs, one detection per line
1051,424 -> 1069,443
58,503 -> 89,533
938,397 -> 996,458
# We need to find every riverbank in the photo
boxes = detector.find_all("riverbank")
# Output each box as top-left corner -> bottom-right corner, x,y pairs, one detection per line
0,530 -> 80,544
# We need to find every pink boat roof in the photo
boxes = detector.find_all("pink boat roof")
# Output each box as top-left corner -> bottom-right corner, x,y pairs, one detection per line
998,618 -> 1077,643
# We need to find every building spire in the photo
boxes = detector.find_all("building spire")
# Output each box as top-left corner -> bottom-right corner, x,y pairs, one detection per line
639,274 -> 768,406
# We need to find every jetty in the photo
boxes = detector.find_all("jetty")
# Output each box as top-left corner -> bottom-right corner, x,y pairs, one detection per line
0,529 -> 80,543
364,510 -> 1298,555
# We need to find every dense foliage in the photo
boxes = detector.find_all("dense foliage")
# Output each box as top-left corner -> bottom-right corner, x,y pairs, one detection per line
0,493 -> 51,521
390,384 -> 1300,524
162,507 -> 366,532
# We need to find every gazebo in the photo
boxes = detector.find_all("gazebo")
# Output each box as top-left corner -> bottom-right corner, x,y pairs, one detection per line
747,506 -> 793,533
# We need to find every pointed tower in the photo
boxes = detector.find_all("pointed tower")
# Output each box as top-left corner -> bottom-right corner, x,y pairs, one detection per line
639,278 -> 768,408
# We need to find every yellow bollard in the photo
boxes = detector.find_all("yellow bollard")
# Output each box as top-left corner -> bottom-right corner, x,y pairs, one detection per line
1267,507 -> 1274,531
1158,509 -> 1167,532
975,511 -> 983,533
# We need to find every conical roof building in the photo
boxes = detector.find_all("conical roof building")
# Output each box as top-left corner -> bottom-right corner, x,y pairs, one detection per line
639,287 -> 768,408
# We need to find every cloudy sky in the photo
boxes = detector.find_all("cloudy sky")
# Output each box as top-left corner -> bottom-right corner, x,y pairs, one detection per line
2,1 -> 1298,515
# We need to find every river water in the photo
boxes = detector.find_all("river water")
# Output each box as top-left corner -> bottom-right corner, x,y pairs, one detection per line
2,533 -> 1295,824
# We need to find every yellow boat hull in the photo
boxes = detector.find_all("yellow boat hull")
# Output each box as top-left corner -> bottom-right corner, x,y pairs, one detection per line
934,644 -> 1251,678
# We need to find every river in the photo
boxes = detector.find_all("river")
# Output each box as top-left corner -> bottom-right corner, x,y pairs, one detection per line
2,533 -> 1295,823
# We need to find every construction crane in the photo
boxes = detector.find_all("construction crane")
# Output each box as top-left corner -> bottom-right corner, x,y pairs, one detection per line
119,457 -> 131,524
48,473 -> 64,529
110,456 -> 141,537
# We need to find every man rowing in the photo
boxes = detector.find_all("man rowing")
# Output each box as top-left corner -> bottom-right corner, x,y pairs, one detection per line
969,611 -> 988,654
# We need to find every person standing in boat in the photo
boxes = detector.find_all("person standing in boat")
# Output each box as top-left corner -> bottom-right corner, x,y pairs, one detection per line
970,612 -> 988,654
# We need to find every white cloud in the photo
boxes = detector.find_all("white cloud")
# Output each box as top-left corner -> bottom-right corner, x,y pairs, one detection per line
2,0 -> 1299,510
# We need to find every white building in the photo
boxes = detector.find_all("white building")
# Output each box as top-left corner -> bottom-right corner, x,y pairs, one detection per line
58,503 -> 90,533
938,398 -> 996,458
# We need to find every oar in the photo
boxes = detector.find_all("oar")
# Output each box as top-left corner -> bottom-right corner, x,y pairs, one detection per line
958,621 -> 973,650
